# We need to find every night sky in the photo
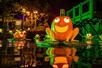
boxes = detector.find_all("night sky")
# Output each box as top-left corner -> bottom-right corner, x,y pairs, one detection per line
46,0 -> 84,16
0,0 -> 85,19
19,0 -> 84,15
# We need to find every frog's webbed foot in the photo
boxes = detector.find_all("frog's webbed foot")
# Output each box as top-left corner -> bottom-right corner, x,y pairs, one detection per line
46,27 -> 55,41
71,40 -> 79,42
66,31 -> 73,42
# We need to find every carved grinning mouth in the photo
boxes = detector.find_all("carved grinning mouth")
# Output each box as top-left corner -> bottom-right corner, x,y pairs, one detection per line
55,25 -> 68,33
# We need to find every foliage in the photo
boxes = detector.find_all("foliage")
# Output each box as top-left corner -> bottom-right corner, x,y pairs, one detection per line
0,0 -> 17,17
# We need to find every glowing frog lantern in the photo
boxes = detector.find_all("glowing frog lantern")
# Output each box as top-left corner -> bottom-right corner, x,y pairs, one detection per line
13,30 -> 26,39
46,16 -> 79,41
46,16 -> 79,68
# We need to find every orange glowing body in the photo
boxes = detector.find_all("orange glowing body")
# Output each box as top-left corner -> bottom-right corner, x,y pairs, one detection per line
46,16 -> 79,41
46,16 -> 79,68
13,30 -> 26,39
47,47 -> 79,68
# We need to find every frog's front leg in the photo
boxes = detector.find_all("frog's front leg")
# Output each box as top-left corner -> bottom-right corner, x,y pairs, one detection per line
46,27 -> 55,41
71,28 -> 79,41
66,28 -> 79,41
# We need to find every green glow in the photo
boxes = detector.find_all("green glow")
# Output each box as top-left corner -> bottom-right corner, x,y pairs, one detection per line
66,0 -> 94,22
66,0 -> 101,41
35,39 -> 55,65
36,41 -> 52,48
46,48 -> 54,65
45,32 -> 53,41
51,22 -> 55,32
46,24 -> 55,41
8,38 -> 15,42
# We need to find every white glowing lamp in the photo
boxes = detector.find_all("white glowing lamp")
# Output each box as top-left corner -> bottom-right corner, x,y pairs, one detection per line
0,29 -> 2,33
26,11 -> 30,16
22,8 -> 26,13
33,10 -> 38,14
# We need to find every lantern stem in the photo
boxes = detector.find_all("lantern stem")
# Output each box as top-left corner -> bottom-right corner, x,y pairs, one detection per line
60,9 -> 65,16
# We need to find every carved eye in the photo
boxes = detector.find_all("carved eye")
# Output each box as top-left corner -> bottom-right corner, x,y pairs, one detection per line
64,17 -> 70,23
87,33 -> 92,37
54,17 -> 60,23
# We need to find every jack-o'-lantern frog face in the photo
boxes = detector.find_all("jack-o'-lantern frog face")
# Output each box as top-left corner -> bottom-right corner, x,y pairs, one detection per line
52,16 -> 73,33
